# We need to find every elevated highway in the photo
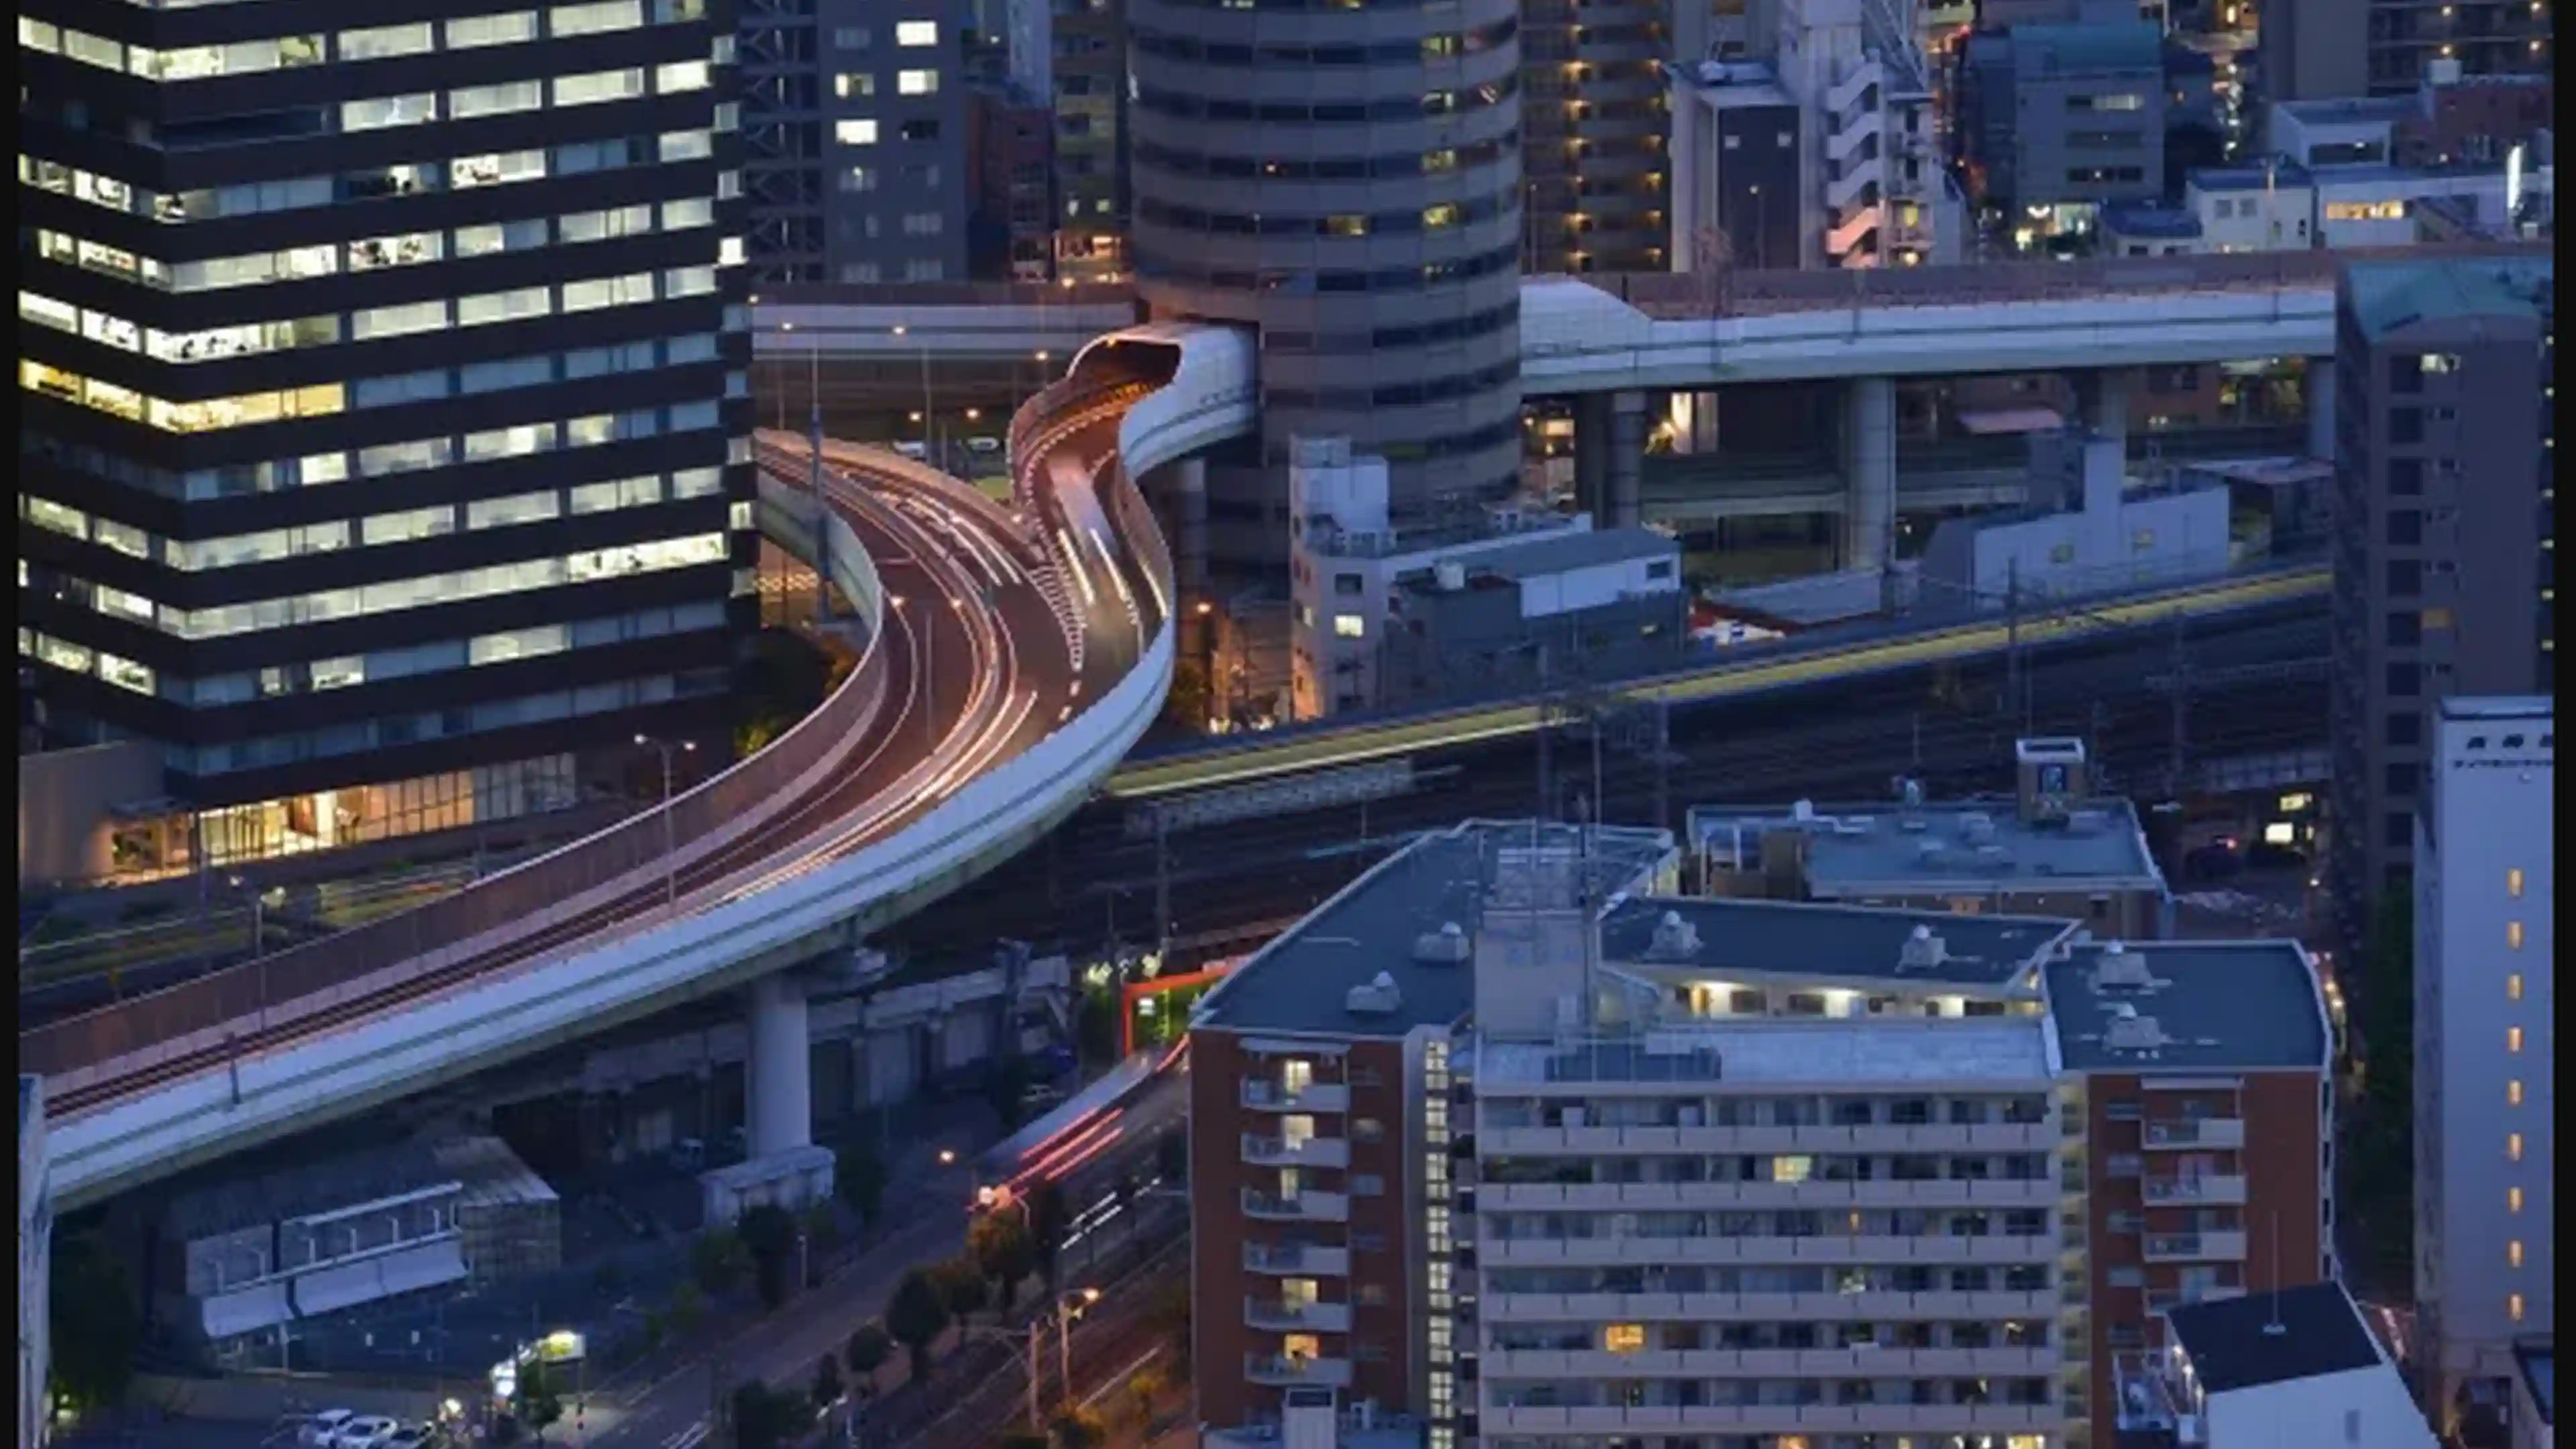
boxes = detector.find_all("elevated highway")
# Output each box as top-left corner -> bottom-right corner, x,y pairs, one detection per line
21,329 -> 1256,1212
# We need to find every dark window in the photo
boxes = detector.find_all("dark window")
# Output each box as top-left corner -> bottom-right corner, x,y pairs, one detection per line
2385,710 -> 2420,747
900,118 -> 941,142
2385,761 -> 2416,796
1647,560 -> 1675,580
1334,573 -> 1364,596
2390,409 -> 2424,444
2385,661 -> 2420,696
2386,510 -> 2422,547
2387,457 -> 2424,496
2387,559 -> 2422,596
2387,612 -> 2420,646
2388,355 -> 2424,392
2385,812 -> 2413,848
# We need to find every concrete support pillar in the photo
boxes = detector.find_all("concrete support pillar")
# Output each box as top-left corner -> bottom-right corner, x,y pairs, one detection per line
1575,393 -> 1611,514
1679,392 -> 1721,455
1606,390 -> 1646,529
746,973 -> 811,1160
1574,392 -> 1648,527
2304,357 -> 2337,463
1841,376 -> 1896,577
2076,368 -> 2133,451
701,972 -> 836,1222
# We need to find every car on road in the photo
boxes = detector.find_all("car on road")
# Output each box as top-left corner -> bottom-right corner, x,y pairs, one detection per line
894,441 -> 929,460
965,436 -> 1002,456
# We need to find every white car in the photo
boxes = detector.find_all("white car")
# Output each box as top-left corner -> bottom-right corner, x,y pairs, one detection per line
894,440 -> 929,460
332,1415 -> 402,1448
380,1424 -> 439,1449
298,1410 -> 357,1447
965,435 -> 1003,455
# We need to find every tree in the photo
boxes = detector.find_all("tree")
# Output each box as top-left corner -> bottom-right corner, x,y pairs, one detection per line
1126,1366 -> 1169,1429
1150,1279 -> 1192,1379
668,1280 -> 706,1335
969,1206 -> 1039,1307
1028,1182 -> 1073,1285
517,1358 -> 564,1442
1074,989 -> 1119,1067
48,1231 -> 142,1411
730,1382 -> 808,1449
737,1203 -> 800,1309
692,1228 -> 749,1297
986,1053 -> 1034,1130
802,1201 -> 842,1259
886,1267 -> 953,1383
837,1143 -> 890,1226
845,1322 -> 893,1383
999,1434 -> 1051,1449
811,1352 -> 845,1411
1050,1406 -> 1106,1449
936,1256 -> 990,1318
1153,1128 -> 1188,1187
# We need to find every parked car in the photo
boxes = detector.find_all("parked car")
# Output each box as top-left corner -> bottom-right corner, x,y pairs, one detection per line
297,1409 -> 357,1447
331,1415 -> 402,1448
894,440 -> 928,460
380,1421 -> 441,1449
965,435 -> 1003,455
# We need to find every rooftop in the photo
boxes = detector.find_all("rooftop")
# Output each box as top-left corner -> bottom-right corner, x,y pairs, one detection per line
2438,694 -> 2554,722
1428,526 -> 1678,584
2164,1281 -> 2385,1394
1598,894 -> 2076,990
1191,820 -> 1672,1040
2006,21 -> 2166,76
2273,95 -> 2414,127
2101,201 -> 2206,239
2190,162 -> 2318,193
2343,251 -> 2554,339
1688,797 -> 2165,897
164,1138 -> 458,1241
1481,1017 -> 2053,1088
2043,941 -> 2329,1074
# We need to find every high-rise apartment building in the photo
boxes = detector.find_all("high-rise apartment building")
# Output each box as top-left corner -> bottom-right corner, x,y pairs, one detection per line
19,1 -> 753,873
741,0 -> 973,285
1672,0 -> 1962,272
1049,0 -> 1128,283
2263,0 -> 2551,99
1522,0 -> 1668,274
2324,251 -> 2553,951
1125,0 -> 1525,584
2413,696 -> 2554,1428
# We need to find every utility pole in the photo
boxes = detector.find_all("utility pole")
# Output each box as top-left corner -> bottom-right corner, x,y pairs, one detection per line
1152,808 -> 1171,969
2003,560 -> 2022,728
1534,643 -> 1554,823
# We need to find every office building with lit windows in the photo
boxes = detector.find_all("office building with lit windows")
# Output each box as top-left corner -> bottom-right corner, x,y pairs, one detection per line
17,0 -> 753,880
2323,250 -> 2553,953
2412,697 -> 2554,1431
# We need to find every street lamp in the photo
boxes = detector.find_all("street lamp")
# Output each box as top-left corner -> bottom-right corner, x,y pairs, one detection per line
892,324 -> 932,462
635,735 -> 698,912
1053,1286 -> 1103,1408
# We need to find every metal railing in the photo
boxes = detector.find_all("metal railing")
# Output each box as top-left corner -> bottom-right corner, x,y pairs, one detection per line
22,494 -> 894,1091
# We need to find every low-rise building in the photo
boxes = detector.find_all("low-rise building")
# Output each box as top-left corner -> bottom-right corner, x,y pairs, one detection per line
1377,532 -> 1688,714
1686,739 -> 2174,938
1917,427 -> 2239,614
1959,20 -> 2169,239
2511,1342 -> 2554,1449
2114,1281 -> 2438,1448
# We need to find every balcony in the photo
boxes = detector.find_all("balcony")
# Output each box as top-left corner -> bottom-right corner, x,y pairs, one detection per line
2144,1230 -> 2250,1263
1242,1189 -> 1351,1223
1246,1354 -> 1353,1388
1242,1133 -> 1350,1169
2143,1175 -> 2248,1207
1481,1344 -> 2054,1381
1481,1231 -> 2053,1269
1242,1080 -> 1349,1114
1477,1176 -> 2057,1214
1479,1403 -> 2057,1436
1481,1287 -> 2056,1324
1243,1242 -> 1350,1277
2143,1118 -> 2247,1150
1246,1297 -> 1354,1332
1477,1121 -> 2056,1157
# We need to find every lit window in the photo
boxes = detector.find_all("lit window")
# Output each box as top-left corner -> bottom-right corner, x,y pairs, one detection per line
2507,868 -> 2525,897
2509,1187 -> 2524,1213
2510,1240 -> 2525,1269
834,72 -> 875,97
1603,1324 -> 1646,1354
2508,1081 -> 2524,1106
2508,1028 -> 2524,1054
2510,1294 -> 2526,1322
896,19 -> 938,45
2508,973 -> 2523,1001
1332,613 -> 1364,639
1772,1155 -> 1814,1184
2508,1133 -> 2523,1161
897,68 -> 939,95
835,119 -> 879,146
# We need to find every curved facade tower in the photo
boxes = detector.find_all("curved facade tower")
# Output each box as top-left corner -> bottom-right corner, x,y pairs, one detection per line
1125,0 -> 1524,572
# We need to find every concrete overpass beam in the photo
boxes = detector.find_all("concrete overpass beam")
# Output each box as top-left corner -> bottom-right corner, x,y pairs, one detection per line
2304,358 -> 2335,462
1841,376 -> 1896,576
702,972 -> 835,1223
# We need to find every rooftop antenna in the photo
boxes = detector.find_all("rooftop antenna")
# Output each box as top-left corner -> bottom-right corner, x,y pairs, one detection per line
2261,1210 -> 2285,1337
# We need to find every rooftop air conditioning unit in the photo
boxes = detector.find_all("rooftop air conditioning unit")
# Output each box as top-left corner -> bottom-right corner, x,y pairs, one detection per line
1346,971 -> 1403,1015
1413,922 -> 1471,963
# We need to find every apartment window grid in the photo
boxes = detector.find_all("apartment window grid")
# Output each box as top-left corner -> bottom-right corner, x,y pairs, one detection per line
1474,1082 -> 2067,1435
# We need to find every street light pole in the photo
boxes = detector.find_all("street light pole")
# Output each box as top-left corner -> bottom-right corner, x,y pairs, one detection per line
635,735 -> 698,912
